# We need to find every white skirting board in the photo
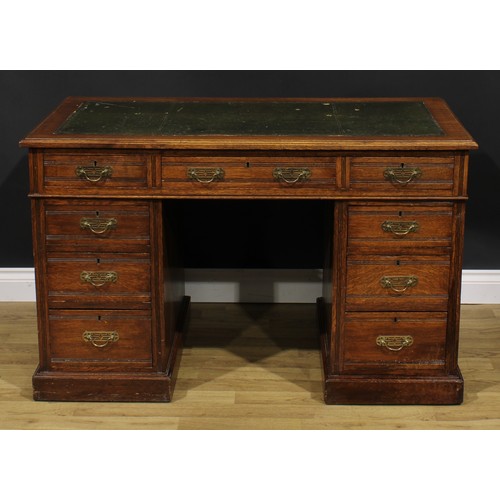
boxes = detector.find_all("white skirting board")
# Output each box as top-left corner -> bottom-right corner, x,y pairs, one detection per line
1,268 -> 500,304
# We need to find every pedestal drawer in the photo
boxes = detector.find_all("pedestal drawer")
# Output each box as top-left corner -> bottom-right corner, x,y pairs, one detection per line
46,253 -> 151,309
162,155 -> 338,196
44,200 -> 151,252
346,256 -> 450,311
342,312 -> 447,375
48,310 -> 153,371
347,202 -> 453,255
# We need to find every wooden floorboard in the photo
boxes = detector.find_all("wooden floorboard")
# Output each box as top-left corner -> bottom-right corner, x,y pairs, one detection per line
1,302 -> 500,429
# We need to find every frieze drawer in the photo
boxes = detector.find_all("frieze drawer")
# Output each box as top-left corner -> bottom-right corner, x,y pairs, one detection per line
42,151 -> 151,192
347,155 -> 456,195
162,155 -> 339,196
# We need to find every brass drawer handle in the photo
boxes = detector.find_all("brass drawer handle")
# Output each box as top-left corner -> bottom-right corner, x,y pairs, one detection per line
76,164 -> 113,183
376,335 -> 413,351
187,167 -> 225,184
383,165 -> 422,185
381,220 -> 419,237
80,217 -> 118,234
83,330 -> 119,348
80,271 -> 118,287
273,167 -> 311,184
380,275 -> 418,294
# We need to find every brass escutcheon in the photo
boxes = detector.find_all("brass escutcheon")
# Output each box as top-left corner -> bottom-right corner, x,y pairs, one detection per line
187,167 -> 225,184
80,271 -> 118,287
76,164 -> 113,183
380,275 -> 418,294
383,165 -> 422,185
376,335 -> 413,351
273,167 -> 311,184
381,220 -> 420,237
82,330 -> 119,348
80,217 -> 118,235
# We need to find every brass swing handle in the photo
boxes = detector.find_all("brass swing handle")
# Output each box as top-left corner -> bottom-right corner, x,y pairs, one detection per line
273,167 -> 311,184
80,217 -> 118,235
380,275 -> 418,294
83,330 -> 119,348
376,335 -> 413,352
381,220 -> 419,237
187,167 -> 225,184
80,271 -> 118,287
384,165 -> 422,185
76,165 -> 113,183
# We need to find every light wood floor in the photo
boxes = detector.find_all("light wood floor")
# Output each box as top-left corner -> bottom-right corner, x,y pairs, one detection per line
1,302 -> 499,429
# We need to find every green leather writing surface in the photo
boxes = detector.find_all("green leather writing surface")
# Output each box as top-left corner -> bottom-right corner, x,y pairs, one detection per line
57,101 -> 443,136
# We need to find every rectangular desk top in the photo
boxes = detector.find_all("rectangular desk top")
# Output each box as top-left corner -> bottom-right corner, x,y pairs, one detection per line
20,97 -> 477,151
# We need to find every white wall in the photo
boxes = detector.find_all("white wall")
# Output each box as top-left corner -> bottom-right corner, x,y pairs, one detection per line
1,268 -> 499,304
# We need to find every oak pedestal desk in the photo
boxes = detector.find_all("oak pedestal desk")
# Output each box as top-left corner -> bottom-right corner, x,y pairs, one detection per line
20,97 -> 478,404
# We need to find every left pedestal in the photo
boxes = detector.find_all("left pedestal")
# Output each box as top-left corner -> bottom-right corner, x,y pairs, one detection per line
31,195 -> 187,402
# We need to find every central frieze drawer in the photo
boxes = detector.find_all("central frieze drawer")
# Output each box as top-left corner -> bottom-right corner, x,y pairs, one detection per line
341,312 -> 447,375
42,152 -> 151,192
346,255 -> 450,311
161,156 -> 338,195
44,200 -> 151,252
46,253 -> 151,309
48,310 -> 153,371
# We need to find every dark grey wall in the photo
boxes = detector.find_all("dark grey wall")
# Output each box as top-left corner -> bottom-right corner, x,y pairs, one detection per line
1,70 -> 498,269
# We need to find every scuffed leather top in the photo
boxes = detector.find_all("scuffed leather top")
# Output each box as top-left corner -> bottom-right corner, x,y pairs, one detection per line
57,100 -> 443,137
